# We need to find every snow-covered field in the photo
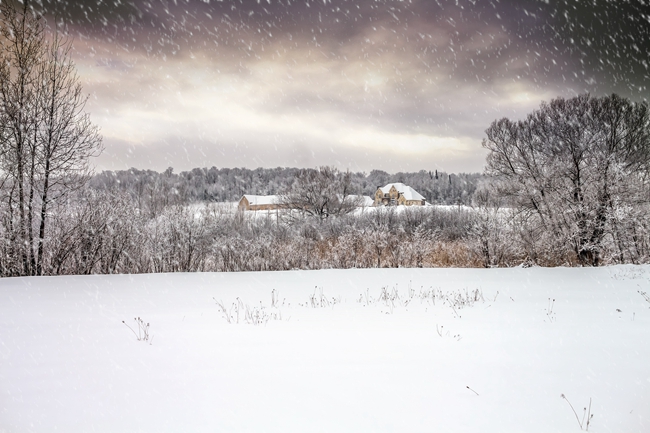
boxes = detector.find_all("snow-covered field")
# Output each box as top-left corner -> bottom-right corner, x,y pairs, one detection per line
1,266 -> 649,432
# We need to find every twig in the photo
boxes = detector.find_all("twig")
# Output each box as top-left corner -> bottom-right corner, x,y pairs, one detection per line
562,394 -> 592,430
561,394 -> 582,429
122,320 -> 139,339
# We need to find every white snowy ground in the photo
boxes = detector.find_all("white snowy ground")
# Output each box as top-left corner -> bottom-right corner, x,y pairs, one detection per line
1,266 -> 649,433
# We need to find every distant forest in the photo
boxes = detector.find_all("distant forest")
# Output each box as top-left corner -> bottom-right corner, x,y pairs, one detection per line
89,167 -> 483,205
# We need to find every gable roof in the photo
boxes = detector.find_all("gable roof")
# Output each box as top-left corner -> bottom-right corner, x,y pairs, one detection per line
378,183 -> 425,201
341,194 -> 375,207
359,195 -> 375,206
241,194 -> 279,206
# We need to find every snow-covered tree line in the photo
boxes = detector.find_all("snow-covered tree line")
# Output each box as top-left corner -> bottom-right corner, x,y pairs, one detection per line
88,166 -> 481,208
1,191 -> 487,275
2,176 -> 648,276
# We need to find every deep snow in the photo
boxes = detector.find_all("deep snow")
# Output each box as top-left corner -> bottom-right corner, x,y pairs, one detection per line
1,266 -> 649,432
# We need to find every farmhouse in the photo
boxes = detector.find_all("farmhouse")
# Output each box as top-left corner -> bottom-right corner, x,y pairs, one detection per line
374,183 -> 426,206
238,195 -> 281,211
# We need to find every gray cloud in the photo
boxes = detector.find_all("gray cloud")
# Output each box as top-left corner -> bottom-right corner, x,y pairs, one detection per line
23,0 -> 650,173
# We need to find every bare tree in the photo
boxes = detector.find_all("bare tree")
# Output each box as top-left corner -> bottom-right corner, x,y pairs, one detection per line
483,94 -> 650,266
280,166 -> 362,222
0,2 -> 102,276
0,1 -> 44,275
34,33 -> 102,274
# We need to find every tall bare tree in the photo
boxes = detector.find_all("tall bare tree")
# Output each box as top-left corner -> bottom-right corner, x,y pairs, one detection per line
0,1 -> 43,275
34,32 -> 102,274
0,1 -> 102,276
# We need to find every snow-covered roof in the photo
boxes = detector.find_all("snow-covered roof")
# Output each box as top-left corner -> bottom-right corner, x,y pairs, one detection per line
343,195 -> 374,207
378,183 -> 425,201
241,194 -> 279,206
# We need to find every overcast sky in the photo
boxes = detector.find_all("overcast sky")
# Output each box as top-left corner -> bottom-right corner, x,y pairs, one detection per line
33,0 -> 650,173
